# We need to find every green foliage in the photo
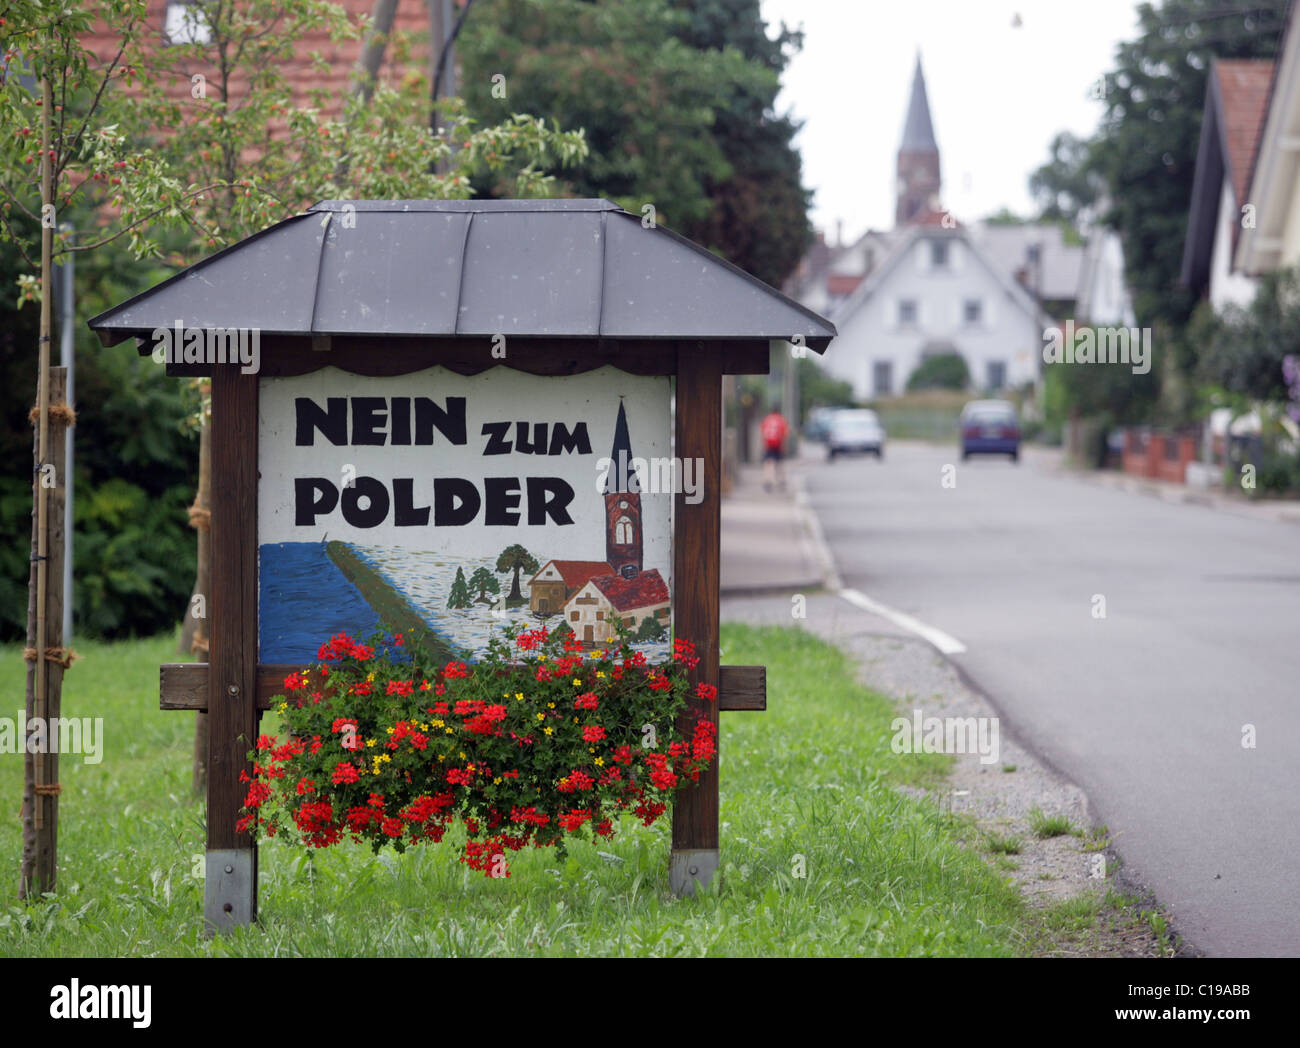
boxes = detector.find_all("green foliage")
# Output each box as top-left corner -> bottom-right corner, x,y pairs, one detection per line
1196,267 -> 1300,403
906,353 -> 970,392
797,356 -> 856,418
496,544 -> 540,605
1029,131 -> 1101,226
458,0 -> 810,287
634,615 -> 667,642
467,566 -> 500,604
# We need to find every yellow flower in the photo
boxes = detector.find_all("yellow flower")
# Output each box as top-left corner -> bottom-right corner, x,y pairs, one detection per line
493,777 -> 502,785
572,717 -> 578,723
572,679 -> 582,686
543,727 -> 553,736
436,754 -> 445,762
515,692 -> 524,701
594,757 -> 604,766
588,747 -> 595,754
445,728 -> 453,735
536,712 -> 545,721
460,752 -> 467,759
547,702 -> 555,709
386,726 -> 395,735
367,671 -> 375,683
365,738 -> 376,748
430,719 -> 444,729
278,701 -> 288,712
596,671 -> 606,679
538,654 -> 547,661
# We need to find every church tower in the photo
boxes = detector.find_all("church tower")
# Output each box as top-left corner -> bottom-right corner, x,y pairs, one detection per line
604,400 -> 643,578
896,54 -> 942,227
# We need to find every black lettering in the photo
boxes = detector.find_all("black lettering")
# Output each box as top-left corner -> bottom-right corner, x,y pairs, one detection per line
481,420 -> 512,455
392,478 -> 430,526
548,422 -> 591,456
351,397 -> 388,445
433,477 -> 481,525
415,396 -> 467,445
390,397 -> 411,446
484,477 -> 522,525
295,397 -> 347,446
527,477 -> 575,525
515,422 -> 547,455
341,476 -> 389,528
295,477 -> 338,525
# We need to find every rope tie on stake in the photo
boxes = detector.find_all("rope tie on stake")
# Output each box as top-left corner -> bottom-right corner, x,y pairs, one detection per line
23,646 -> 78,668
34,784 -> 62,797
28,402 -> 77,426
187,504 -> 211,531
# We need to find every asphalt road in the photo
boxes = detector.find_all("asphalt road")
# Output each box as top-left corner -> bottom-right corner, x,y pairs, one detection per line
804,439 -> 1300,957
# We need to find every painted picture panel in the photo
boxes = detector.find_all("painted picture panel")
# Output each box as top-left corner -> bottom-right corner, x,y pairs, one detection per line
257,365 -> 674,664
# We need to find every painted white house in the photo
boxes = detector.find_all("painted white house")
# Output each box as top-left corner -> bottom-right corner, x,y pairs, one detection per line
822,222 -> 1044,400
564,569 -> 669,646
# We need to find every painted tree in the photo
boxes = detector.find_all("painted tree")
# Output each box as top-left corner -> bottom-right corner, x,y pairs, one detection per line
495,544 -> 539,607
468,566 -> 499,604
446,566 -> 472,610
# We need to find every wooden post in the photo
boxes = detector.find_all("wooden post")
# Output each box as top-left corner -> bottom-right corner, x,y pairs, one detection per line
670,348 -> 722,895
205,367 -> 260,932
21,367 -> 69,898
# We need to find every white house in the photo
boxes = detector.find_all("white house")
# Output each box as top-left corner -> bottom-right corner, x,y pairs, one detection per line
822,222 -> 1044,400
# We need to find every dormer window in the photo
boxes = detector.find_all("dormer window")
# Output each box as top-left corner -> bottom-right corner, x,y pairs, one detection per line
931,240 -> 949,268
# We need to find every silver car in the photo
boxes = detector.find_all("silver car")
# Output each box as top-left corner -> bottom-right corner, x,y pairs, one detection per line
827,409 -> 886,460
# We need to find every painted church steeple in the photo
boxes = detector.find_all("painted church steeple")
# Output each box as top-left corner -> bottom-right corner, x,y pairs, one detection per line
603,400 -> 643,579
896,53 -> 942,227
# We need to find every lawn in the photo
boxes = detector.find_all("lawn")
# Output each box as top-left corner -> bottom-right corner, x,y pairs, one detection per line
0,623 -> 1036,957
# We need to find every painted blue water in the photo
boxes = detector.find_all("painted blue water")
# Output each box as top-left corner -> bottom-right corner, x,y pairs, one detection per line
259,542 -> 386,663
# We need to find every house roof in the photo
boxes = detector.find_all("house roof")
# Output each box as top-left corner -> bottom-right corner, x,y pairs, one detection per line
968,223 -> 1084,302
829,224 -> 1043,330
88,198 -> 836,351
588,569 -> 669,612
528,559 -> 613,590
1180,58 -> 1275,291
901,55 -> 938,153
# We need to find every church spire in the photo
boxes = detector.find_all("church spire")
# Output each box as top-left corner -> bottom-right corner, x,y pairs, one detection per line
895,52 -> 942,227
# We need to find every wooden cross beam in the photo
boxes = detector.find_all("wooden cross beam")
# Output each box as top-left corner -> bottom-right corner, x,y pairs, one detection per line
158,662 -> 766,712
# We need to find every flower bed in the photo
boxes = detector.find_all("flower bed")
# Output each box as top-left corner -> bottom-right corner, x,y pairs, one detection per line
240,625 -> 716,876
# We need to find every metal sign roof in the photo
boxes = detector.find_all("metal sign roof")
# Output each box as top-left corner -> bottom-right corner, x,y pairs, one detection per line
89,199 -> 835,351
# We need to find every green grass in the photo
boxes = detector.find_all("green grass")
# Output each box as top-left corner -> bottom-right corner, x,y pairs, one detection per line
984,832 -> 1023,855
0,624 -> 1052,956
1027,807 -> 1078,839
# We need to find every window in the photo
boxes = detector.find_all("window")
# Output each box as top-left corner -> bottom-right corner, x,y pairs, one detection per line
1026,244 -> 1041,265
570,611 -> 579,622
873,361 -> 893,397
596,611 -> 604,621
964,299 -> 983,325
931,240 -> 949,268
615,516 -> 633,544
898,299 -> 917,326
986,361 -> 1006,390
164,1 -> 212,44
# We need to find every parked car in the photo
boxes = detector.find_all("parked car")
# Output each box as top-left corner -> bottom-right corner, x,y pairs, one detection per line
960,400 -> 1020,461
804,406 -> 842,444
827,409 -> 886,460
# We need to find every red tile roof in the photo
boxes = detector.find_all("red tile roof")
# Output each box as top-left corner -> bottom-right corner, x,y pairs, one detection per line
590,570 -> 669,612
530,560 -> 614,590
1216,59 -> 1274,208
827,274 -> 865,297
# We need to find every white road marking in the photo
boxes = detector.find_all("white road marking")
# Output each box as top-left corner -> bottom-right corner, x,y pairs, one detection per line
837,587 -> 968,655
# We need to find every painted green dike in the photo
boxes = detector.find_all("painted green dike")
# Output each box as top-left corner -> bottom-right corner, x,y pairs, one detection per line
0,625 -> 1040,957
324,540 -> 458,665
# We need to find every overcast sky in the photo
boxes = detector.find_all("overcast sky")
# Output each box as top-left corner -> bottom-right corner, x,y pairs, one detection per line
758,0 -> 1142,243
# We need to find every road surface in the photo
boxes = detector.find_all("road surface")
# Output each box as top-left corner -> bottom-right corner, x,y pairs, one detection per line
804,440 -> 1300,957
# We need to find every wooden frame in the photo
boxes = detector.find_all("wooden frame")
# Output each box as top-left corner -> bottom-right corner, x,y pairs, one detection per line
161,336 -> 767,929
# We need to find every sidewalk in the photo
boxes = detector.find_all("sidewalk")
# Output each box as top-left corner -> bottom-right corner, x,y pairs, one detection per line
720,457 -> 826,596
1035,448 -> 1300,526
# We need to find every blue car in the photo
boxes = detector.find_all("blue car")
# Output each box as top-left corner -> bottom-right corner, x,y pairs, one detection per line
960,400 -> 1020,462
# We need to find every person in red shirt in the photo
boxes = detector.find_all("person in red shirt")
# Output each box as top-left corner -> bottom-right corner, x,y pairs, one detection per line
760,406 -> 790,492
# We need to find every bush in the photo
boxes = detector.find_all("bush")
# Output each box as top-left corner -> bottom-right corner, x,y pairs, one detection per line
906,353 -> 969,392
635,615 -> 667,642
